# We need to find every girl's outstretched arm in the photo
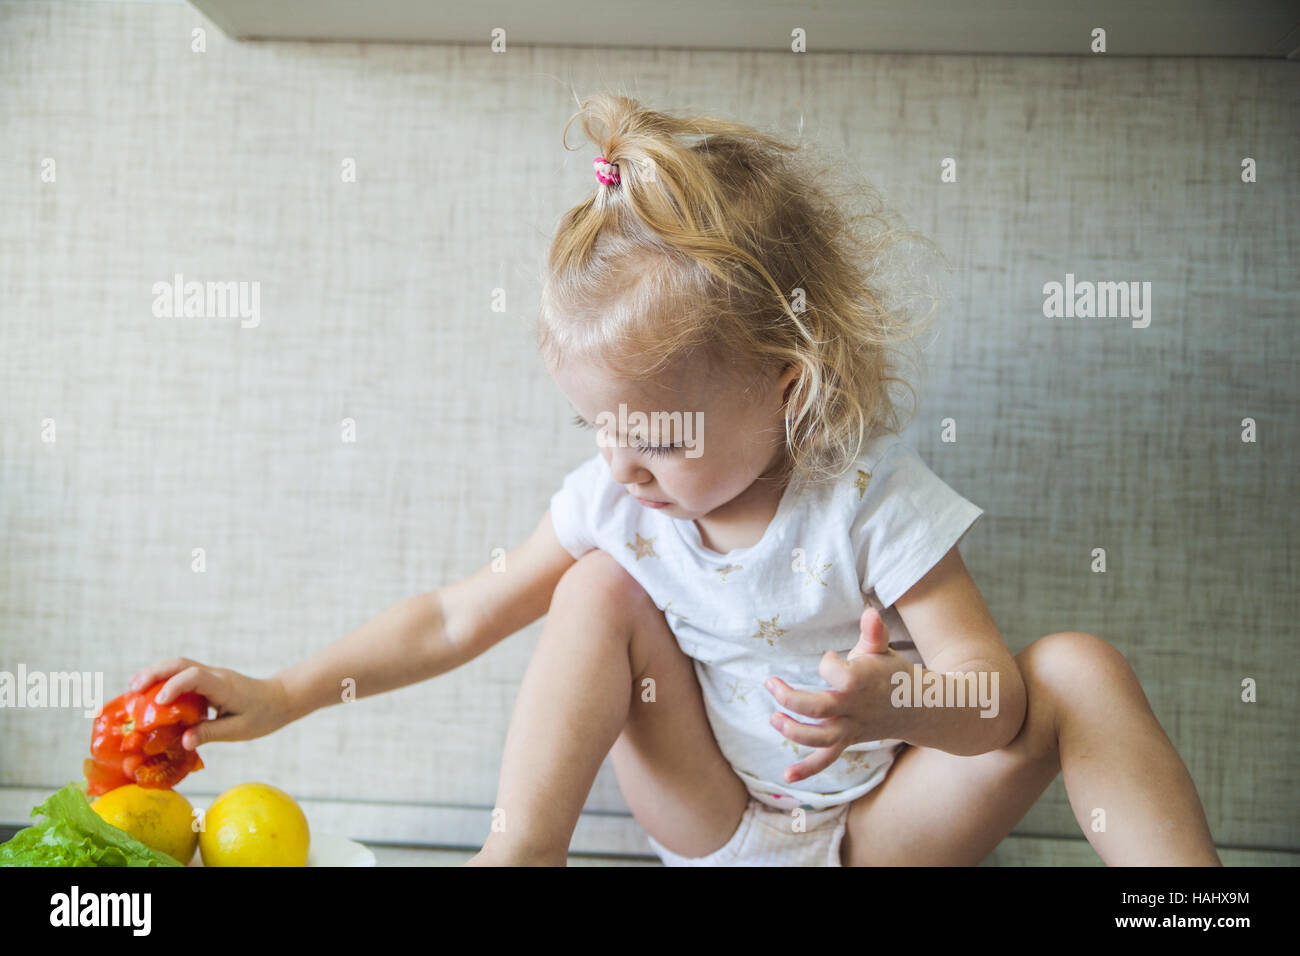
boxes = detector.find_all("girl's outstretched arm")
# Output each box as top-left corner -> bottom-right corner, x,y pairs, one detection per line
131,510 -> 577,744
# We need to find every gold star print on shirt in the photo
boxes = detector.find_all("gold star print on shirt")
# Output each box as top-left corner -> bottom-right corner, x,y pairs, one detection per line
724,679 -> 751,704
626,533 -> 658,560
801,555 -> 832,587
715,563 -> 742,582
751,614 -> 787,646
853,468 -> 872,500
838,750 -> 875,773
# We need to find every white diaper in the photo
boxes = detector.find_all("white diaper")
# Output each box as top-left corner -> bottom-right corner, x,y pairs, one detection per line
644,796 -> 850,867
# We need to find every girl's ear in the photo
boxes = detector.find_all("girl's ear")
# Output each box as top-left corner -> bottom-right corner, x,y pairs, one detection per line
779,363 -> 800,405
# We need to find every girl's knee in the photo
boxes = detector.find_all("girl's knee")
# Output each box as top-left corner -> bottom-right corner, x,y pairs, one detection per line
552,549 -> 656,617
1005,632 -> 1128,761
1013,632 -> 1138,734
1015,631 -> 1132,692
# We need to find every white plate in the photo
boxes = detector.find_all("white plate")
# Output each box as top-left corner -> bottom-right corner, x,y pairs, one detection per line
186,832 -> 376,867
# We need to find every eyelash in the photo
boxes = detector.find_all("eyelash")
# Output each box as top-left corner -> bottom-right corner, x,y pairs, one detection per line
571,413 -> 680,458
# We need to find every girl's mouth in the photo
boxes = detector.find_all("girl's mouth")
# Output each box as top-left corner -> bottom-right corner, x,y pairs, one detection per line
634,497 -> 669,509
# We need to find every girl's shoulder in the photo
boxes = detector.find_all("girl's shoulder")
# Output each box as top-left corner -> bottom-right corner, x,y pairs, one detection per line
852,429 -> 911,477
809,431 -> 944,543
846,430 -> 960,515
548,452 -> 642,560
845,432 -> 986,610
795,430 -> 910,512
845,430 -> 985,548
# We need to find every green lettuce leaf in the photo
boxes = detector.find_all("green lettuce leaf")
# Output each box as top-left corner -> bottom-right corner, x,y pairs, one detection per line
0,781 -> 183,867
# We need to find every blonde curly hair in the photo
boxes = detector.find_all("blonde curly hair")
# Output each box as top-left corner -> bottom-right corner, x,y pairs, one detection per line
537,92 -> 943,487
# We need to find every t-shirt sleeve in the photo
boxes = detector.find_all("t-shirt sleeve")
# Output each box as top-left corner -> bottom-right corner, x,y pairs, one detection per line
851,440 -> 985,610
548,454 -> 603,560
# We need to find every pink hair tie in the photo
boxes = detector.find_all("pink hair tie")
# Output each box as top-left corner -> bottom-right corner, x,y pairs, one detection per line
593,156 -> 620,186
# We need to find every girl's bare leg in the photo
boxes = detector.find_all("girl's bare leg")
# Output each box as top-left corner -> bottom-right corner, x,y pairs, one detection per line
840,631 -> 1222,866
467,549 -> 748,865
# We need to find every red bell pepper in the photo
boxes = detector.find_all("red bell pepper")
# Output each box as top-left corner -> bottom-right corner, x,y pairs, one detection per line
84,682 -> 209,796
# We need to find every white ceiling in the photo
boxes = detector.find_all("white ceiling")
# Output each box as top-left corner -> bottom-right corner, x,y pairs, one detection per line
186,0 -> 1300,57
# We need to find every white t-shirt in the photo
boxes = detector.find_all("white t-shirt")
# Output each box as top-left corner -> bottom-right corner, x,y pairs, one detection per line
548,430 -> 985,811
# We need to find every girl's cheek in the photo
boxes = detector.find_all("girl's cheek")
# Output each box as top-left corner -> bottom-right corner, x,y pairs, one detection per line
672,472 -> 705,505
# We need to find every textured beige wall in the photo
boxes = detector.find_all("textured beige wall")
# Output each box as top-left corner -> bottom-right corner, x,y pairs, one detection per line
1,1 -> 1296,854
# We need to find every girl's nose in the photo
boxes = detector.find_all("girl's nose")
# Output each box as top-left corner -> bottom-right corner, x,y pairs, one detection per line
605,444 -> 649,485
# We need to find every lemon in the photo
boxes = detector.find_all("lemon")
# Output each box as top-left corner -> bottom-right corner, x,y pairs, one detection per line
198,783 -> 310,867
92,784 -> 199,864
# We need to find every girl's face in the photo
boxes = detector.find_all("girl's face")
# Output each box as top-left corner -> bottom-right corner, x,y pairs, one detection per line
549,352 -> 798,521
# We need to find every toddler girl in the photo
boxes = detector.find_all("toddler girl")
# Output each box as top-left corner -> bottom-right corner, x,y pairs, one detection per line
132,94 -> 1221,867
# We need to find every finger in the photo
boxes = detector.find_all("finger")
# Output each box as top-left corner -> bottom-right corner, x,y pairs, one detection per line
155,666 -> 226,707
770,709 -> 842,748
129,658 -> 199,692
784,745 -> 845,785
818,650 -> 857,691
764,677 -> 843,718
861,605 -> 890,647
845,608 -> 890,661
182,713 -> 249,749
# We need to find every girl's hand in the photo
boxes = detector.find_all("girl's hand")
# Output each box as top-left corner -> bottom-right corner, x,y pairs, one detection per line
128,658 -> 294,750
764,606 -> 909,785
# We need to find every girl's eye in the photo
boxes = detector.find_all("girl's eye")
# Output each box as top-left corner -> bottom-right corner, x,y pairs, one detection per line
572,414 -> 680,458
632,438 -> 681,459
